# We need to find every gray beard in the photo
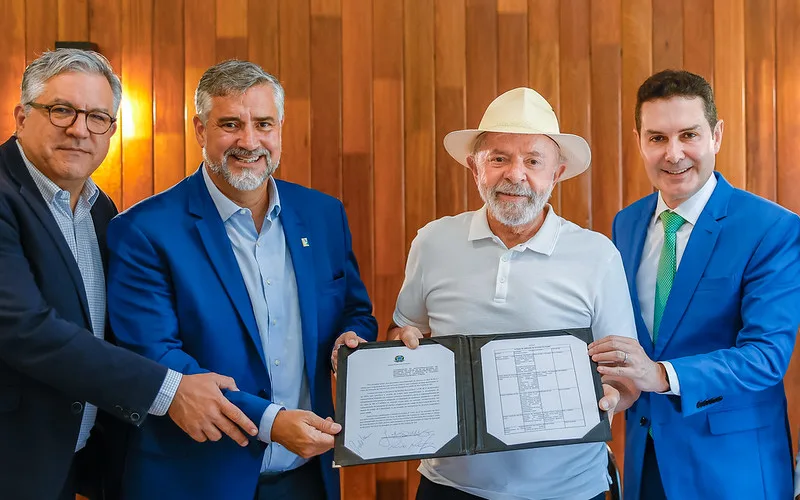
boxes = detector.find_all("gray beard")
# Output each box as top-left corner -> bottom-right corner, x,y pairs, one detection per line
203,147 -> 278,191
479,179 -> 554,227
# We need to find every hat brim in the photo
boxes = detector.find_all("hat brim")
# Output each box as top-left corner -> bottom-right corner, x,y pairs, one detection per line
443,129 -> 591,181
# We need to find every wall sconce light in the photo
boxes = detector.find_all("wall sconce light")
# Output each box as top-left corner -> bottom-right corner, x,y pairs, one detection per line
55,41 -> 99,52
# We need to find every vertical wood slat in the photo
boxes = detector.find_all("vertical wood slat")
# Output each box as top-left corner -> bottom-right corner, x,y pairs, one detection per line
0,0 -> 27,141
341,1 -> 376,494
58,0 -> 89,40
120,0 -> 153,209
310,0 -> 342,198
745,0 -> 776,201
465,0 -> 497,211
373,0 -> 407,493
621,0 -> 653,207
497,0 -> 528,93
558,0 -> 591,228
26,0 -> 57,63
279,0 -> 311,186
403,0 -> 436,252
248,0 -> 279,76
434,0 -> 467,219
89,0 -> 123,205
713,0 -> 746,188
652,0 -> 683,71
682,0 -> 714,84
216,0 -> 247,61
590,0 -> 622,238
152,0 -> 184,193
183,0 -> 215,175
528,0 -> 561,213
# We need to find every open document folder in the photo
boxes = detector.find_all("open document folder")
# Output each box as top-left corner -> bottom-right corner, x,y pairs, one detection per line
333,328 -> 611,467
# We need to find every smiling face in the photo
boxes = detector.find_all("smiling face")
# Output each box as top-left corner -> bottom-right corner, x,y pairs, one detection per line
193,83 -> 282,192
14,72 -> 117,191
468,132 -> 566,228
636,96 -> 723,208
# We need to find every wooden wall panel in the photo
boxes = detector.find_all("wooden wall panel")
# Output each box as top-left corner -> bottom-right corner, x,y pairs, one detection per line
153,0 -> 184,193
713,0 -> 746,189
682,0 -> 714,83
89,0 -> 123,205
745,0 -> 776,201
652,0 -> 682,71
120,0 -> 153,209
434,0 -> 467,219
621,0 -> 653,207
279,0 -> 311,185
183,0 -> 214,175
372,0 -> 407,497
0,0 -> 26,141
1,2 -> 800,498
558,0 -> 591,228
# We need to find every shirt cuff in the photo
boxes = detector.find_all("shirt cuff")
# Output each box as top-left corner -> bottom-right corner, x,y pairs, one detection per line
258,403 -> 286,443
148,369 -> 183,416
657,361 -> 680,396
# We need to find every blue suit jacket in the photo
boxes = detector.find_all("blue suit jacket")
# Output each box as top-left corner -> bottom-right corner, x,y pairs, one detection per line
106,168 -> 377,500
0,136 -> 166,500
613,173 -> 800,499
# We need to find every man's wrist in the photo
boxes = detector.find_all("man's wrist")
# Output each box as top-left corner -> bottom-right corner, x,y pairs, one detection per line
656,362 -> 670,392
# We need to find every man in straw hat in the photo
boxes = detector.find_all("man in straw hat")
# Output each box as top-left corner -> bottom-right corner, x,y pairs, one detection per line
588,69 -> 800,500
388,87 -> 640,500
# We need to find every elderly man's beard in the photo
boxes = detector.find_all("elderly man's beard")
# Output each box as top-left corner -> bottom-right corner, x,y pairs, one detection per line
478,175 -> 555,227
203,146 -> 278,191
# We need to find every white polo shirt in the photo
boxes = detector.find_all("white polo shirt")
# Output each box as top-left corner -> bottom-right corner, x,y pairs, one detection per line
393,204 -> 637,500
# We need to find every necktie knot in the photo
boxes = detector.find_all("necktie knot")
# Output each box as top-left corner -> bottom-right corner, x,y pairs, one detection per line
660,210 -> 685,234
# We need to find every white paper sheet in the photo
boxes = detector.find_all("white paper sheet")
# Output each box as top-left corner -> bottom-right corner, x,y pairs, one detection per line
343,344 -> 459,460
480,335 -> 600,445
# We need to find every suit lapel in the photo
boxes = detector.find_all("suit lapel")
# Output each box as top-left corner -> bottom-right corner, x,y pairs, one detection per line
277,183 -> 319,388
627,195 -> 657,356
188,170 -> 267,367
2,138 -> 92,325
653,174 -> 730,359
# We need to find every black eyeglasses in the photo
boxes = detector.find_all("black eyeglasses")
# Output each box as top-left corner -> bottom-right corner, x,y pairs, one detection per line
26,102 -> 116,135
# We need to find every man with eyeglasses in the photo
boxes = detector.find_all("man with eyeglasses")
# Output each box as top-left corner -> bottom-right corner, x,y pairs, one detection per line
0,49 -> 260,500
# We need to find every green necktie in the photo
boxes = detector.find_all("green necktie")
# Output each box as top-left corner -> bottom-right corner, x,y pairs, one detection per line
653,210 -> 686,341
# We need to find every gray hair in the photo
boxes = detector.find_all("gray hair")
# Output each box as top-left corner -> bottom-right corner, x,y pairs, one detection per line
194,60 -> 285,123
21,49 -> 122,114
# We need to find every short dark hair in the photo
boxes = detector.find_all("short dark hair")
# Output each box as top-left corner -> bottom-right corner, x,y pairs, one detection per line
635,69 -> 718,132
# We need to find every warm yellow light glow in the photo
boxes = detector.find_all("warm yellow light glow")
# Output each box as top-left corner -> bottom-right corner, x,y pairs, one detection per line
120,94 -> 137,140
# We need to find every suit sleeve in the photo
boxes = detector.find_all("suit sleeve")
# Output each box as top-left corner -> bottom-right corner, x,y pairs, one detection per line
669,212 -> 800,417
0,197 -> 166,425
335,202 -> 378,342
106,214 -> 271,426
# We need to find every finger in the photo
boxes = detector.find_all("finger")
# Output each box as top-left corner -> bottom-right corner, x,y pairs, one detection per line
345,334 -> 360,348
219,399 -> 258,436
588,335 -> 631,349
213,374 -> 239,392
202,424 -> 223,442
187,427 -> 208,443
307,413 -> 342,435
213,414 -> 250,447
591,351 -> 630,364
596,365 -> 637,378
588,338 -> 635,355
401,330 -> 420,349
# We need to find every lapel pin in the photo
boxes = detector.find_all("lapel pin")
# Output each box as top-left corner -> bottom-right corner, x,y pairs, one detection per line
301,237 -> 310,247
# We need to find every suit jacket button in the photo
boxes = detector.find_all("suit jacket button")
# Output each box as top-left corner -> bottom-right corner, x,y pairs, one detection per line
71,401 -> 84,414
130,412 -> 141,422
640,416 -> 648,427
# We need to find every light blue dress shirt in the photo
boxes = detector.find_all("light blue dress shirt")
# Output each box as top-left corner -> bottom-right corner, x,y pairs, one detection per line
16,141 -> 181,452
202,166 -> 310,473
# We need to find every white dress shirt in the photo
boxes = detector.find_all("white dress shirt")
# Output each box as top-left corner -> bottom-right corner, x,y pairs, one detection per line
394,205 -> 637,500
635,173 -> 717,395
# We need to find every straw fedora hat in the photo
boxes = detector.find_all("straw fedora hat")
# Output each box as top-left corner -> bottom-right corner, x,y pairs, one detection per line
443,87 -> 591,181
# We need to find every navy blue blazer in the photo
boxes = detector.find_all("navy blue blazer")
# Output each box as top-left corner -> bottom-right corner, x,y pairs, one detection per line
0,136 -> 167,500
106,167 -> 378,500
614,173 -> 800,499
